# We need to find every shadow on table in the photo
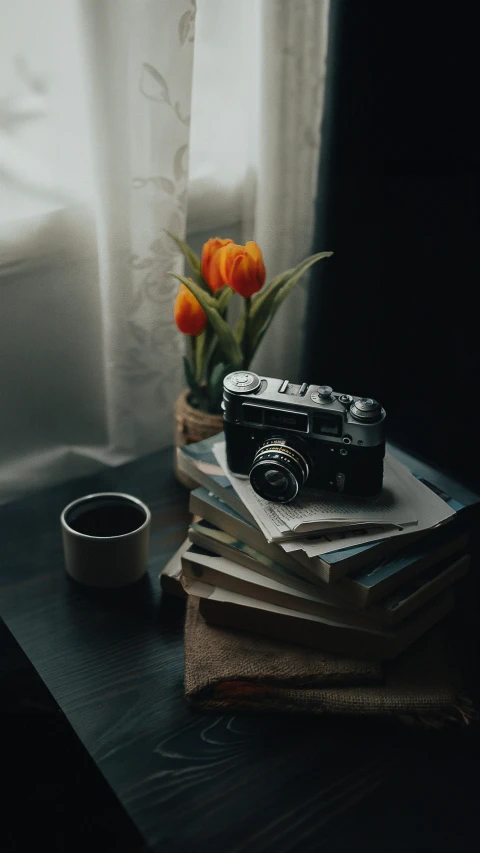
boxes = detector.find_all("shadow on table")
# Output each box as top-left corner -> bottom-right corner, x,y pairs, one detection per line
0,619 -> 148,853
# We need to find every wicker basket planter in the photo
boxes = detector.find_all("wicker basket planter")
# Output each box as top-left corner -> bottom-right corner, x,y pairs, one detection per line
173,389 -> 223,488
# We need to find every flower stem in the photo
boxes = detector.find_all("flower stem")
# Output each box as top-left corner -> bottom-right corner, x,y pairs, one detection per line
243,296 -> 251,368
190,335 -> 197,380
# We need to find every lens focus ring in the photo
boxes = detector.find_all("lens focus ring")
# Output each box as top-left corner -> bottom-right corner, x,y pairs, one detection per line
249,438 -> 309,503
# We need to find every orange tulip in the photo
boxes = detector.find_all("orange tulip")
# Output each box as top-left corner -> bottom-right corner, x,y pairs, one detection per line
213,241 -> 266,299
174,283 -> 207,336
201,237 -> 234,292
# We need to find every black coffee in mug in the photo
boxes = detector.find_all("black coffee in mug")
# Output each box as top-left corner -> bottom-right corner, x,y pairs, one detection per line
61,492 -> 151,587
65,495 -> 147,538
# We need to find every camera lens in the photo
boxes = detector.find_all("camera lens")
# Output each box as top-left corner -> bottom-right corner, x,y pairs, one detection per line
249,438 -> 309,503
264,469 -> 289,490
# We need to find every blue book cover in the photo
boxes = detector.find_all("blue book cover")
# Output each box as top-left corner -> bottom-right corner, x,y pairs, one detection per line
180,433 -> 231,490
318,473 -> 469,572
194,486 -> 250,524
370,552 -> 469,621
343,518 -> 468,593
179,434 -> 249,517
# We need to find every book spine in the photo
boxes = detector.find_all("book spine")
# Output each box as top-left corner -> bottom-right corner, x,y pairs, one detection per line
197,597 -> 394,661
182,553 -> 377,628
295,532 -> 470,609
189,493 -> 304,575
181,455 -> 255,523
342,534 -> 470,608
289,549 -> 332,585
287,549 -> 375,607
198,588 -> 454,662
187,527 -> 381,617
325,529 -> 424,583
368,554 -> 470,626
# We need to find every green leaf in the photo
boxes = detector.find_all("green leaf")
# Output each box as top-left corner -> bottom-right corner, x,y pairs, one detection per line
216,286 -> 234,313
183,355 -> 206,408
246,269 -> 296,346
233,310 -> 246,345
207,362 -> 229,413
248,251 -> 333,355
194,323 -> 216,383
194,330 -> 206,382
170,273 -> 243,369
250,252 -> 332,339
165,231 -> 201,275
205,338 -> 223,377
244,318 -> 271,366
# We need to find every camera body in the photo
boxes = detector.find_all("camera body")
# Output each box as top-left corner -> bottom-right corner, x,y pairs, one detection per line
222,371 -> 386,502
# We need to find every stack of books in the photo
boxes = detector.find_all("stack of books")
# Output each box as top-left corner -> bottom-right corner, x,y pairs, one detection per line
161,434 -> 477,661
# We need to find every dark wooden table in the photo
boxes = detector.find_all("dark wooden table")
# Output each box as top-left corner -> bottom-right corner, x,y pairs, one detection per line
1,445 -> 480,853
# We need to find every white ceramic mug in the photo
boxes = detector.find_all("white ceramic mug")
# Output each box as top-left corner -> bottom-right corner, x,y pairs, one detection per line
61,492 -> 151,588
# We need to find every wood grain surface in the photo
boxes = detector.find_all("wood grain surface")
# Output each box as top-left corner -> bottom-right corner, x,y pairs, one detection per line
1,446 -> 480,853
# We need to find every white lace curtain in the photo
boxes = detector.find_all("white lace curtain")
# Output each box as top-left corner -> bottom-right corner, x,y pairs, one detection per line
0,0 -> 329,503
1,0 -> 195,501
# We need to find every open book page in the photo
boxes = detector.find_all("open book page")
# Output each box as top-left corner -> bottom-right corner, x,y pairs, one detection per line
284,468 -> 457,558
213,442 -> 422,542
280,525 -> 389,555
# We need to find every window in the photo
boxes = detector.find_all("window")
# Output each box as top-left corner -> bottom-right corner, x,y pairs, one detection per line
187,0 -> 261,236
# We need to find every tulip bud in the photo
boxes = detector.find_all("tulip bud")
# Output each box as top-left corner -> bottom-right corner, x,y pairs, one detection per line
174,283 -> 207,336
213,241 -> 266,299
201,237 -> 234,292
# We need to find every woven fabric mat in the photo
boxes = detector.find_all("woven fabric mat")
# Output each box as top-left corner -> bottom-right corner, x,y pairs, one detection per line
184,596 -> 474,725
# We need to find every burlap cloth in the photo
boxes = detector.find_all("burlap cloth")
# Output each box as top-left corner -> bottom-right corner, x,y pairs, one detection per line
184,596 -> 476,726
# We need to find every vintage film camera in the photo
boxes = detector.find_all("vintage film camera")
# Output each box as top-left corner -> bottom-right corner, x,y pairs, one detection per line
222,372 -> 386,503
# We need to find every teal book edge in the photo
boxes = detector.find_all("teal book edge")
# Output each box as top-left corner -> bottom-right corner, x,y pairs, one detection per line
180,433 -> 232,491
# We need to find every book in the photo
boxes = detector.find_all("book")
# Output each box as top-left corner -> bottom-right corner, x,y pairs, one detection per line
182,436 -> 477,588
368,553 -> 470,625
189,485 -> 470,600
281,477 -> 468,564
176,434 -> 255,522
281,473 -> 474,581
190,480 -> 421,585
184,577 -> 455,661
180,436 -> 457,575
213,441 -> 456,543
188,520 -> 323,592
187,519 -> 470,624
190,486 -> 407,582
333,523 -> 470,607
181,541 -> 379,629
159,541 -> 189,598
189,488 -> 308,575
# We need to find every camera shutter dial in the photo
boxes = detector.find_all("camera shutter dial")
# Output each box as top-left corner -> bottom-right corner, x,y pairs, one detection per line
310,385 -> 334,404
350,398 -> 381,420
224,371 -> 261,394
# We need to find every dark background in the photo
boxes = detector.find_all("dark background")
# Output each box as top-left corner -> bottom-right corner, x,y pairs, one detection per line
302,0 -> 480,489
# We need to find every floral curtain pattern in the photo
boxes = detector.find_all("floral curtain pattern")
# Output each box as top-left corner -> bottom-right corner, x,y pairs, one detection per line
81,0 -> 196,458
0,0 -> 196,502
